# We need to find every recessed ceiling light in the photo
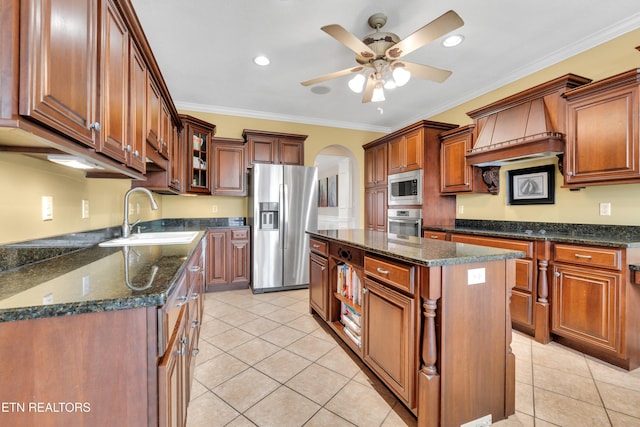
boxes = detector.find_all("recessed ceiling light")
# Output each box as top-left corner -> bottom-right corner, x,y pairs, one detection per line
442,34 -> 464,48
310,86 -> 331,95
253,55 -> 270,66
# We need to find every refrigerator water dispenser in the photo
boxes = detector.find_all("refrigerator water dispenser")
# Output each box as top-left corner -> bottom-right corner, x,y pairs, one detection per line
259,202 -> 279,230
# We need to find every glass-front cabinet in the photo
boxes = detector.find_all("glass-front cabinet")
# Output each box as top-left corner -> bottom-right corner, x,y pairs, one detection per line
180,115 -> 216,194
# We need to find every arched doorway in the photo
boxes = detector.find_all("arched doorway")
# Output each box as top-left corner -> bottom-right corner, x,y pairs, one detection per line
314,145 -> 359,230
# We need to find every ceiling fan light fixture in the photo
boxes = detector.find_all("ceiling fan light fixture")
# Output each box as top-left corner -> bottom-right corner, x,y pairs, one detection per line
442,34 -> 464,48
348,73 -> 366,93
384,79 -> 397,90
371,85 -> 385,102
392,66 -> 411,87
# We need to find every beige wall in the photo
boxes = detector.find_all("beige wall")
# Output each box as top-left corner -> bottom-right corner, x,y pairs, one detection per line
2,28 -> 640,245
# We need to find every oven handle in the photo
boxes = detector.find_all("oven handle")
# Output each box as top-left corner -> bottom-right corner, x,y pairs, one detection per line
388,218 -> 422,223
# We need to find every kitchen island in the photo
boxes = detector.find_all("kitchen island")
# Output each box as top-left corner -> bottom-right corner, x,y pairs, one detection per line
307,229 -> 524,427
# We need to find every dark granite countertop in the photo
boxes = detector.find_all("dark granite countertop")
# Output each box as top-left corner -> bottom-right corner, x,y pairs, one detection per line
423,220 -> 640,249
0,218 -> 247,323
308,229 -> 524,267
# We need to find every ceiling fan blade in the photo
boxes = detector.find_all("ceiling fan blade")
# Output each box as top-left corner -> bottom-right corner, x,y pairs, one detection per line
321,24 -> 376,59
386,10 -> 464,60
400,61 -> 452,83
300,66 -> 364,86
361,74 -> 376,103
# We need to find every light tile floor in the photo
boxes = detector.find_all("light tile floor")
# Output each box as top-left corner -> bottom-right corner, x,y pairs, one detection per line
187,288 -> 640,426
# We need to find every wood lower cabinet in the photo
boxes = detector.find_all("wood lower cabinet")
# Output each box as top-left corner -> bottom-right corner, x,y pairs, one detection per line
212,137 -> 247,196
243,129 -> 306,166
564,69 -> 640,187
206,228 -> 250,291
363,263 -> 417,409
309,238 -> 329,320
450,234 -> 537,335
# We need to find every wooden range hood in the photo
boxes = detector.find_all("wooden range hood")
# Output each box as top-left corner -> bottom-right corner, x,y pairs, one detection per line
465,74 -> 592,167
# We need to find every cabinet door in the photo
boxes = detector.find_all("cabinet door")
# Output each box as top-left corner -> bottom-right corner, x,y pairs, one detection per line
387,137 -> 404,175
159,100 -> 171,159
230,229 -> 250,285
279,138 -> 304,165
158,308 -> 186,427
20,0 -> 99,147
552,264 -> 621,355
364,188 -> 387,232
566,85 -> 639,185
309,253 -> 329,320
206,230 -> 228,288
99,0 -> 128,163
363,279 -> 416,408
402,129 -> 423,172
441,132 -> 472,193
249,135 -> 278,164
213,144 -> 246,196
187,124 -> 211,194
170,124 -> 184,192
365,144 -> 388,187
128,40 -> 146,173
146,76 -> 161,150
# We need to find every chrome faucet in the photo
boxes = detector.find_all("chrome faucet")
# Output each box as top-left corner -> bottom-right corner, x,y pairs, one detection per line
122,188 -> 159,238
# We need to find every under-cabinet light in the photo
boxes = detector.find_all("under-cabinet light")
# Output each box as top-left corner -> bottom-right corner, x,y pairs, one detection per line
47,155 -> 104,170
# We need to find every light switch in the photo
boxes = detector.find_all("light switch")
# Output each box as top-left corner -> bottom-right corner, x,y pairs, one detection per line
42,196 -> 53,221
82,199 -> 90,219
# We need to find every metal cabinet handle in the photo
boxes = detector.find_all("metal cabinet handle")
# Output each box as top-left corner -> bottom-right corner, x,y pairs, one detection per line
574,254 -> 593,259
125,145 -> 132,152
191,293 -> 199,301
134,150 -> 139,157
567,171 -> 574,176
192,348 -> 200,357
89,122 -> 101,131
554,272 -> 560,277
376,267 -> 390,275
320,266 -> 326,271
176,295 -> 188,307
192,319 -> 199,329
312,244 -> 320,248
189,266 -> 201,272
429,235 -> 440,239
362,288 -> 369,294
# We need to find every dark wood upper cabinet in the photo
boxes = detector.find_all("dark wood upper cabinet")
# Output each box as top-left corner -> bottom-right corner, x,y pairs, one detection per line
564,69 -> 640,187
364,142 -> 387,188
100,0 -> 129,164
388,128 -> 423,175
19,0 -> 100,148
439,125 -> 485,194
181,114 -> 216,194
128,39 -> 147,173
212,137 -> 247,196
243,129 -> 306,166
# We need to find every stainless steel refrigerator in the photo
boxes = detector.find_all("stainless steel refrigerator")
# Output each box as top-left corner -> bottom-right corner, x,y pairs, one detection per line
248,164 -> 318,293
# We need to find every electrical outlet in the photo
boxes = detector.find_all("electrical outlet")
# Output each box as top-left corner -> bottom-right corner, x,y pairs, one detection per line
467,268 -> 486,285
599,202 -> 611,216
458,205 -> 464,214
82,199 -> 90,219
42,292 -> 54,305
212,205 -> 218,213
42,196 -> 53,221
82,275 -> 90,296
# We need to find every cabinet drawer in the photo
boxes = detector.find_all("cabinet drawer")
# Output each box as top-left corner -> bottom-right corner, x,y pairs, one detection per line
554,244 -> 622,270
231,228 -> 248,240
364,256 -> 415,294
310,238 -> 328,256
451,234 -> 533,258
423,230 -> 448,240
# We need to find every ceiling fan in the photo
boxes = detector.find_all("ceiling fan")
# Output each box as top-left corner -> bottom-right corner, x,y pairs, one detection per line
301,10 -> 464,103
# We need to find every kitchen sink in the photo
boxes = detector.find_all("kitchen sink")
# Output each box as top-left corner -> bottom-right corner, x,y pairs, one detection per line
99,231 -> 199,247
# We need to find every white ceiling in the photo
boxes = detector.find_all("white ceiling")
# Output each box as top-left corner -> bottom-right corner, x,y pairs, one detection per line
130,0 -> 640,133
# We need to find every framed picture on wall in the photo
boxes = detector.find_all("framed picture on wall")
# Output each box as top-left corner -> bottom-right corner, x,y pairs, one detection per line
318,178 -> 328,207
507,164 -> 555,205
327,175 -> 338,207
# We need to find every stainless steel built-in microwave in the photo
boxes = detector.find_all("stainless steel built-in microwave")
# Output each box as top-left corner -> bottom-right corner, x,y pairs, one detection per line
388,170 -> 422,206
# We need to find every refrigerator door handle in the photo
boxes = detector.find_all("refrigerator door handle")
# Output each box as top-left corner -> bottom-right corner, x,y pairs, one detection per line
282,183 -> 288,249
